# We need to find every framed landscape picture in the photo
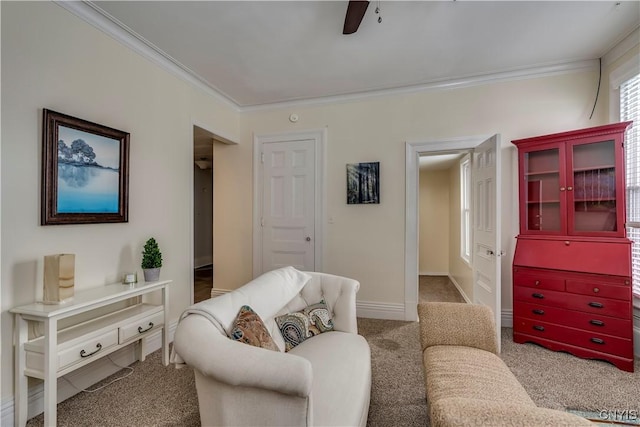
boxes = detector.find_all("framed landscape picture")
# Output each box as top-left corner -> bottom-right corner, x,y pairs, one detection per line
347,161 -> 380,204
41,109 -> 130,225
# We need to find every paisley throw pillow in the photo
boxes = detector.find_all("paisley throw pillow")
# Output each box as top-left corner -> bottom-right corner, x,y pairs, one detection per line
229,305 -> 279,351
275,300 -> 334,352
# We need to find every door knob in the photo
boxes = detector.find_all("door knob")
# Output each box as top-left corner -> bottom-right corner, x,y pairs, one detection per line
305,237 -> 311,242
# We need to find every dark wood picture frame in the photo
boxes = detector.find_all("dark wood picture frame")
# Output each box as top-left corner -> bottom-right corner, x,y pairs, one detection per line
41,109 -> 130,225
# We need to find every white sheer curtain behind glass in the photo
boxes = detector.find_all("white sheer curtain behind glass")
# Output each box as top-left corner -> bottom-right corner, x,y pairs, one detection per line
621,73 -> 640,297
460,155 -> 471,265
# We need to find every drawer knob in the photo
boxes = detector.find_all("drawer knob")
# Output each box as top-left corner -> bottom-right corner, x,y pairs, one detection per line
80,343 -> 103,358
533,325 -> 545,332
138,322 -> 154,334
590,337 -> 605,345
532,293 -> 544,299
564,241 -> 570,246
534,280 -> 540,286
593,287 -> 600,293
588,302 -> 604,309
589,319 -> 605,327
532,309 -> 545,315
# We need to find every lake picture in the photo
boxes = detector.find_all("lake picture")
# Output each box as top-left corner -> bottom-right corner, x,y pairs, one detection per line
56,126 -> 120,213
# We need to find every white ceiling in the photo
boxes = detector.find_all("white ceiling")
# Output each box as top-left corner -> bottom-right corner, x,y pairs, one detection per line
88,1 -> 639,108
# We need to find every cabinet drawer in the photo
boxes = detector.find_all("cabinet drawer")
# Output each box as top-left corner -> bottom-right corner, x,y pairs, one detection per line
119,308 -> 164,344
514,318 -> 633,358
513,286 -> 630,318
513,286 -> 568,309
569,293 -> 631,319
513,268 -> 565,291
26,329 -> 119,373
566,279 -> 631,301
514,301 -> 633,339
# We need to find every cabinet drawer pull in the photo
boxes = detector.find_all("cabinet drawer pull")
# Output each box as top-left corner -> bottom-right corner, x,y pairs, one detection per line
533,325 -> 545,331
589,319 -> 605,327
532,309 -> 545,315
80,343 -> 102,358
138,322 -> 154,334
532,293 -> 544,299
588,302 -> 604,308
593,287 -> 600,293
590,337 -> 605,345
534,280 -> 540,286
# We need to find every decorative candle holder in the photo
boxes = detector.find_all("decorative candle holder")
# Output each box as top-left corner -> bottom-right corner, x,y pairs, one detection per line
43,254 -> 75,304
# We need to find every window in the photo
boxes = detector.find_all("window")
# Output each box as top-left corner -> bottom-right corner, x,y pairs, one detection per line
621,72 -> 640,297
460,155 -> 471,264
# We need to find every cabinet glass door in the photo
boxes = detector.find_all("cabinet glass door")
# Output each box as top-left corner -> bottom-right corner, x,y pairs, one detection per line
570,140 -> 617,233
523,148 -> 562,232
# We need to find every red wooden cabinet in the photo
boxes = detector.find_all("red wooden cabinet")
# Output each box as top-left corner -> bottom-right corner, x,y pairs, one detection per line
512,122 -> 634,372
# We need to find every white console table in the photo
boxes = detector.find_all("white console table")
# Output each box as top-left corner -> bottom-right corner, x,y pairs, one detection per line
11,280 -> 171,427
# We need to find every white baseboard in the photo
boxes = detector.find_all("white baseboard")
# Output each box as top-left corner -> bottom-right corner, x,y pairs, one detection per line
1,321 -> 177,426
194,257 -> 212,269
356,301 -> 406,320
448,275 -> 472,304
501,309 -> 513,328
419,271 -> 449,276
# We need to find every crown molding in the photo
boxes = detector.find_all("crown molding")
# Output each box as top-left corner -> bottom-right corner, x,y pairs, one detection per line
55,1 -> 598,114
240,60 -> 599,112
603,26 -> 640,68
54,0 -> 241,112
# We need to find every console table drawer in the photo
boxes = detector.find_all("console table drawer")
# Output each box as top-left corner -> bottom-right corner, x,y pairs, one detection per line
26,329 -> 119,373
119,308 -> 164,343
514,301 -> 633,339
514,318 -> 633,358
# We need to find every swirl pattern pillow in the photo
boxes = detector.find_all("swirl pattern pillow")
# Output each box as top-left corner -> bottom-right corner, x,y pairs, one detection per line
229,305 -> 279,351
275,300 -> 334,351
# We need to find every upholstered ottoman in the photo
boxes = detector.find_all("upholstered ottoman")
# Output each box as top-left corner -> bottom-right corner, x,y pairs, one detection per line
418,302 -> 592,427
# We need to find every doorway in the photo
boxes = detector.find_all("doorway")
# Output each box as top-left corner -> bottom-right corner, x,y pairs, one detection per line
193,125 -> 214,302
405,135 -> 502,348
418,152 -> 470,304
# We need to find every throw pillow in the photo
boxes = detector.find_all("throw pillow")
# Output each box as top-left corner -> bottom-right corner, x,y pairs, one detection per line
275,300 -> 334,351
229,305 -> 279,351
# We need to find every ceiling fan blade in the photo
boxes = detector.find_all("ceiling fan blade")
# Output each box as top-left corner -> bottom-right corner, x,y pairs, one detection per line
343,1 -> 369,35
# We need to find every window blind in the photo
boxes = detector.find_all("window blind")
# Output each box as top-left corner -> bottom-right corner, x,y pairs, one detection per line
621,73 -> 640,297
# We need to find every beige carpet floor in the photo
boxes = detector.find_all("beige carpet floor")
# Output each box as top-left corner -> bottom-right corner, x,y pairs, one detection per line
25,277 -> 639,426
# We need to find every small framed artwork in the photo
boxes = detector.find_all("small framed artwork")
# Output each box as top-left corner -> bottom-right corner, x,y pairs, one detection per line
41,109 -> 130,225
347,162 -> 380,204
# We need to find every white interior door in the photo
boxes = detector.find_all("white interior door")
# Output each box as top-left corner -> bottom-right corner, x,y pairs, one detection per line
472,134 -> 502,350
261,139 -> 315,272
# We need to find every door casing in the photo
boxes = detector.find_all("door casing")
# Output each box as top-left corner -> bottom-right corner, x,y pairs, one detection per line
405,135 -> 500,321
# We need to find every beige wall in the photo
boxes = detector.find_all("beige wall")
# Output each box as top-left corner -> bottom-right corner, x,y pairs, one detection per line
1,2 -> 240,401
419,169 -> 450,275
233,71 -> 606,308
3,0 -> 637,409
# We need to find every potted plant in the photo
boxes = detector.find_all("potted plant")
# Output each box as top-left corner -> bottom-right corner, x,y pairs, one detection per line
141,237 -> 162,282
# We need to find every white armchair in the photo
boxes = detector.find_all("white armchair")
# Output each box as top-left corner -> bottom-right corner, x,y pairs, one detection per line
172,267 -> 371,427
